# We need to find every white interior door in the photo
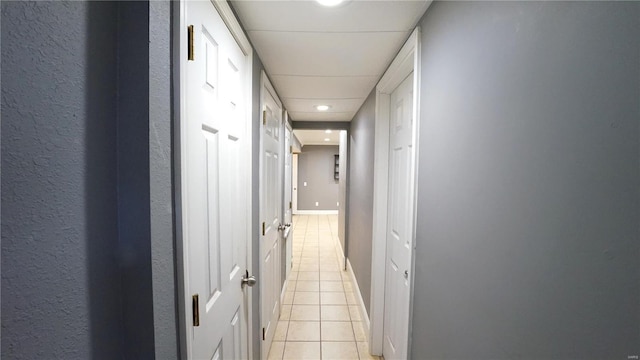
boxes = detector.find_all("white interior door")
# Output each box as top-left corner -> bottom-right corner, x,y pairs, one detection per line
183,1 -> 249,359
383,72 -> 414,360
283,124 -> 293,280
260,73 -> 283,359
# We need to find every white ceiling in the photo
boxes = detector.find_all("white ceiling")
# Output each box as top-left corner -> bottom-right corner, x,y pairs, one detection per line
231,0 -> 431,122
294,129 -> 341,146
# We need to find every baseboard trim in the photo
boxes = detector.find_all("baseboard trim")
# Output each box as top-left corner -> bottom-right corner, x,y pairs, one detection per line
293,210 -> 339,215
346,259 -> 370,341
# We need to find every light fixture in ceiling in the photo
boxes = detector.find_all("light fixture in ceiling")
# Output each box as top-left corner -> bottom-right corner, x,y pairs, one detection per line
325,129 -> 332,134
316,0 -> 343,6
316,105 -> 330,111
324,138 -> 331,142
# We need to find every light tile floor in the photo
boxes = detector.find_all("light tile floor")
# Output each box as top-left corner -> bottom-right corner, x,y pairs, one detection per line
268,215 -> 380,360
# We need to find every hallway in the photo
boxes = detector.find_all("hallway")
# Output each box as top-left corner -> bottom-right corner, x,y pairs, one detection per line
268,215 -> 378,360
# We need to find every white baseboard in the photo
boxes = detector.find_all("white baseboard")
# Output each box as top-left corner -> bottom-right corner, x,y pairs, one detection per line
346,259 -> 370,341
293,210 -> 339,215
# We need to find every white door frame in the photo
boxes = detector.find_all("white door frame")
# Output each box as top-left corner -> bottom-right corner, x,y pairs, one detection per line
369,27 -> 421,357
174,1 -> 254,358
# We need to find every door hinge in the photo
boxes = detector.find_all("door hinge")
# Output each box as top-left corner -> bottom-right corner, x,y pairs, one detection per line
290,145 -> 293,153
192,294 -> 200,327
262,222 -> 266,236
289,201 -> 292,209
187,25 -> 194,61
262,111 -> 267,125
262,327 -> 266,341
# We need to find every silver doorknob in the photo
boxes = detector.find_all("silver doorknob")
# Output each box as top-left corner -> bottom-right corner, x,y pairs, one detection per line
285,223 -> 291,227
242,273 -> 257,288
278,223 -> 291,231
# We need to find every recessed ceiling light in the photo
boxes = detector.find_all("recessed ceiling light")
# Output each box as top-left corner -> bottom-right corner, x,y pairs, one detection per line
316,105 -> 330,111
325,129 -> 332,134
316,0 -> 343,6
324,138 -> 331,142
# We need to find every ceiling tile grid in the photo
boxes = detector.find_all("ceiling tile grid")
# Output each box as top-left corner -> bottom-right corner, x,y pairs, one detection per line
231,0 -> 431,122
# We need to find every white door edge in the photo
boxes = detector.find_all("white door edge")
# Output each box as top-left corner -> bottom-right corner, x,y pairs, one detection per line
370,27 -> 421,358
174,1 -> 254,358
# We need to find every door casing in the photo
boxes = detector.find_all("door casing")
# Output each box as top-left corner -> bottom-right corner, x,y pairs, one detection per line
370,27 -> 421,358
173,1 -> 254,358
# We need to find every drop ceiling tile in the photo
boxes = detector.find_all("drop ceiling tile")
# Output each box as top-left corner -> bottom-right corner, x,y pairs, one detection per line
249,31 -> 409,76
294,129 -> 341,146
231,0 -> 431,32
284,98 -> 365,114
272,75 -> 378,99
289,111 -> 354,122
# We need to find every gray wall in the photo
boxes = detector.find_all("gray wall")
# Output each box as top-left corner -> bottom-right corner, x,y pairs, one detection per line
411,2 -> 640,358
338,131 -> 349,261
346,89 -> 376,314
149,1 -> 179,358
1,2 -> 122,358
297,145 -> 340,210
250,50 -> 265,360
1,2 -> 178,358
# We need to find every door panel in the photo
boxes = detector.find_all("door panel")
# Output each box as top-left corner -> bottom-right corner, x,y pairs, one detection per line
184,1 -> 248,359
383,72 -> 414,360
261,77 -> 283,359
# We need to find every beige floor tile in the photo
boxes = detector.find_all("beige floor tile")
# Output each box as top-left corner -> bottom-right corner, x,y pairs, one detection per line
321,264 -> 342,272
321,292 -> 347,305
342,281 -> 354,291
294,292 -> 320,305
280,305 -> 292,320
321,281 -> 345,292
299,264 -> 320,271
285,281 -> 296,293
300,258 -> 320,265
352,322 -> 367,342
287,321 -> 321,341
321,321 -> 355,341
345,292 -> 358,305
274,321 -> 289,341
283,292 -> 294,304
347,306 -> 361,321
289,272 -> 299,281
283,341 -> 321,360
321,342 -> 359,360
320,272 -> 342,281
356,342 -> 380,360
296,281 -> 320,292
268,341 -> 285,360
290,305 -> 320,321
298,271 -> 320,281
321,305 -> 351,321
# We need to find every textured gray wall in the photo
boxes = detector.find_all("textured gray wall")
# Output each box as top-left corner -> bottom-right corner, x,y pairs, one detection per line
346,89 -> 376,314
1,2 -> 178,358
149,1 -> 179,358
411,2 -> 640,358
338,131 -> 349,259
251,50 -> 264,360
117,3 -> 155,358
297,145 -> 339,211
1,2 -> 123,358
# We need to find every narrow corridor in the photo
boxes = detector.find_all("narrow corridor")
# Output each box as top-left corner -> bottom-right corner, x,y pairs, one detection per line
268,215 -> 379,360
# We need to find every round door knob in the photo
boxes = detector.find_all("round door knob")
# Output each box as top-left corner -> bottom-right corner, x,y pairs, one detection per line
242,275 -> 257,287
